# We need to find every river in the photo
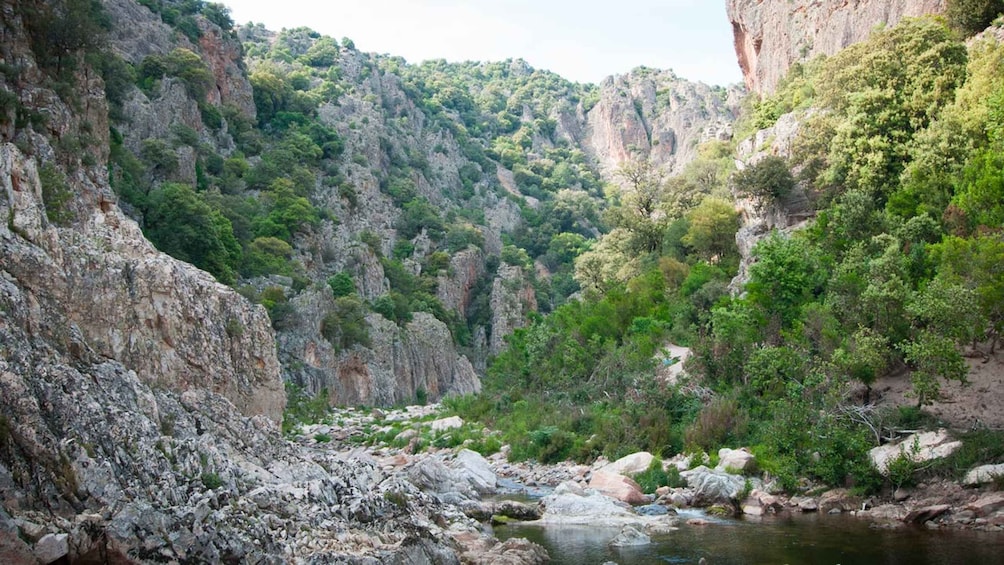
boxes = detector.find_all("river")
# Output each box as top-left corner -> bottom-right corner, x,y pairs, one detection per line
495,511 -> 1004,564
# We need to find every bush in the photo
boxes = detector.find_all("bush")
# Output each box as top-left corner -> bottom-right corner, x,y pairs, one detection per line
684,397 -> 749,452
632,458 -> 685,493
946,0 -> 1004,36
38,163 -> 75,225
731,156 -> 795,209
321,295 -> 371,352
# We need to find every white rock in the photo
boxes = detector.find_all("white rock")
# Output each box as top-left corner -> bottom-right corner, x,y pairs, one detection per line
429,416 -> 464,432
964,464 -> 1004,486
34,533 -> 69,564
601,451 -> 655,476
452,449 -> 497,494
869,429 -> 962,475
609,524 -> 651,547
716,448 -> 756,473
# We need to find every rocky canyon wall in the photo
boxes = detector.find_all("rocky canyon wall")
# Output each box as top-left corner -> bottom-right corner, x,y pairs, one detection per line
728,0 -> 947,94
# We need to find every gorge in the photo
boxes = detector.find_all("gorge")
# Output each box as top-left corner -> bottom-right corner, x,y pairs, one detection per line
2,0 -> 1004,563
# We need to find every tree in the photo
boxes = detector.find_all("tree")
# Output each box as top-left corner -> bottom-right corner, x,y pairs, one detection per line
21,0 -> 111,73
681,197 -> 739,266
731,156 -> 795,209
144,183 -> 240,284
946,0 -> 1004,36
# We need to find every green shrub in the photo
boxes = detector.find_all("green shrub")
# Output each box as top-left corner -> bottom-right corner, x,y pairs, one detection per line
200,472 -> 223,489
321,295 -> 371,352
684,397 -> 749,452
632,458 -> 685,493
38,163 -> 75,226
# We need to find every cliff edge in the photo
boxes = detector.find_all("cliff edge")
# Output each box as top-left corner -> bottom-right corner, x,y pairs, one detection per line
727,0 -> 946,94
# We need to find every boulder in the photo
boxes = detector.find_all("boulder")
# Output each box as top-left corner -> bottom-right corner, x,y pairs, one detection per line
452,449 -> 497,495
34,533 -> 69,564
869,430 -> 962,475
588,470 -> 649,505
609,524 -> 651,547
430,415 -> 464,432
539,483 -> 639,525
407,457 -> 476,502
819,489 -> 859,513
680,466 -> 748,506
964,464 -> 1004,486
904,505 -> 950,524
465,537 -> 549,565
602,451 -> 655,476
716,447 -> 756,473
967,492 -> 1004,517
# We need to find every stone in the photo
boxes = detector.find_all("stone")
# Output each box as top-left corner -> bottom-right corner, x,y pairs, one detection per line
636,504 -> 671,516
819,489 -> 859,513
430,416 -> 464,432
609,524 -> 651,547
727,0 -> 947,94
791,497 -> 818,512
716,447 -> 756,473
967,493 -> 1004,517
680,466 -> 749,506
34,533 -> 69,564
465,537 -> 549,565
868,430 -> 962,475
588,470 -> 649,505
602,451 -> 655,476
904,505 -> 950,525
452,449 -> 497,495
964,464 -> 1004,486
539,487 -> 639,525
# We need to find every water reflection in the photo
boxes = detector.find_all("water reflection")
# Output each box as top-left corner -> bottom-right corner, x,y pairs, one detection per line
496,512 -> 1004,565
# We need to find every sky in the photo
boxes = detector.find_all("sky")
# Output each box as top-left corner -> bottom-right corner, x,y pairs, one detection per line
224,0 -> 744,87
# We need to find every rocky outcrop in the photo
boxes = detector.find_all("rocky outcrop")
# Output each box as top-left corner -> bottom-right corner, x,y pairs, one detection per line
583,68 -> 742,176
730,112 -> 815,293
728,0 -> 947,94
489,264 -> 538,355
437,247 -> 485,317
280,289 -> 480,406
1,145 -> 282,422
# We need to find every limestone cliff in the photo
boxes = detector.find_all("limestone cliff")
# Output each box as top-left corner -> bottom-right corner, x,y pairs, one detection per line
728,0 -> 947,94
582,68 -> 742,176
0,2 -> 282,422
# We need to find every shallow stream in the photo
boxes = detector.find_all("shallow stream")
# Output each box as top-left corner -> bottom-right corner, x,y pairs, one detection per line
495,511 -> 1004,564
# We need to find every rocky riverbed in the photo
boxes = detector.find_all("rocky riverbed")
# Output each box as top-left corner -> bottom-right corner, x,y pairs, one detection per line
296,404 -> 1004,545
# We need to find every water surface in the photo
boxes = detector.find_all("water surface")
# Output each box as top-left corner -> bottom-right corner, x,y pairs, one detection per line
496,511 -> 1004,564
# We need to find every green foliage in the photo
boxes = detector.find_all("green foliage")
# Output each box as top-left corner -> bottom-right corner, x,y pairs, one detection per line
946,0 -> 1004,36
731,156 -> 795,208
632,458 -> 685,493
19,0 -> 111,75
200,472 -> 223,490
38,163 -> 75,226
144,183 -> 240,284
684,397 -> 749,452
281,383 -> 330,434
898,331 -> 968,406
321,295 -> 371,353
327,272 -> 356,298
138,48 -> 214,100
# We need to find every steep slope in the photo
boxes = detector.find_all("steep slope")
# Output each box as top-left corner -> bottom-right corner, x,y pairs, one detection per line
228,29 -> 741,406
0,1 -> 480,561
728,0 -> 947,94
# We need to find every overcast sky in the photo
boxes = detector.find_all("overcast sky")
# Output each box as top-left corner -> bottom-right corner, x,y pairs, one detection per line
224,0 -> 743,87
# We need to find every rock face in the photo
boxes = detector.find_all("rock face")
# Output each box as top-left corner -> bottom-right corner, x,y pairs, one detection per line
489,264 -> 539,355
727,0 -> 947,94
583,68 -> 743,175
730,112 -> 815,293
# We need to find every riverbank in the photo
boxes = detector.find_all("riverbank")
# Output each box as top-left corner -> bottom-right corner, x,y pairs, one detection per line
294,404 -> 1004,541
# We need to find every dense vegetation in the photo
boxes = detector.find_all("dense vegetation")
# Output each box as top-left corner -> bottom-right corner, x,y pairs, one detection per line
30,0 -> 1002,494
452,16 -> 1004,492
